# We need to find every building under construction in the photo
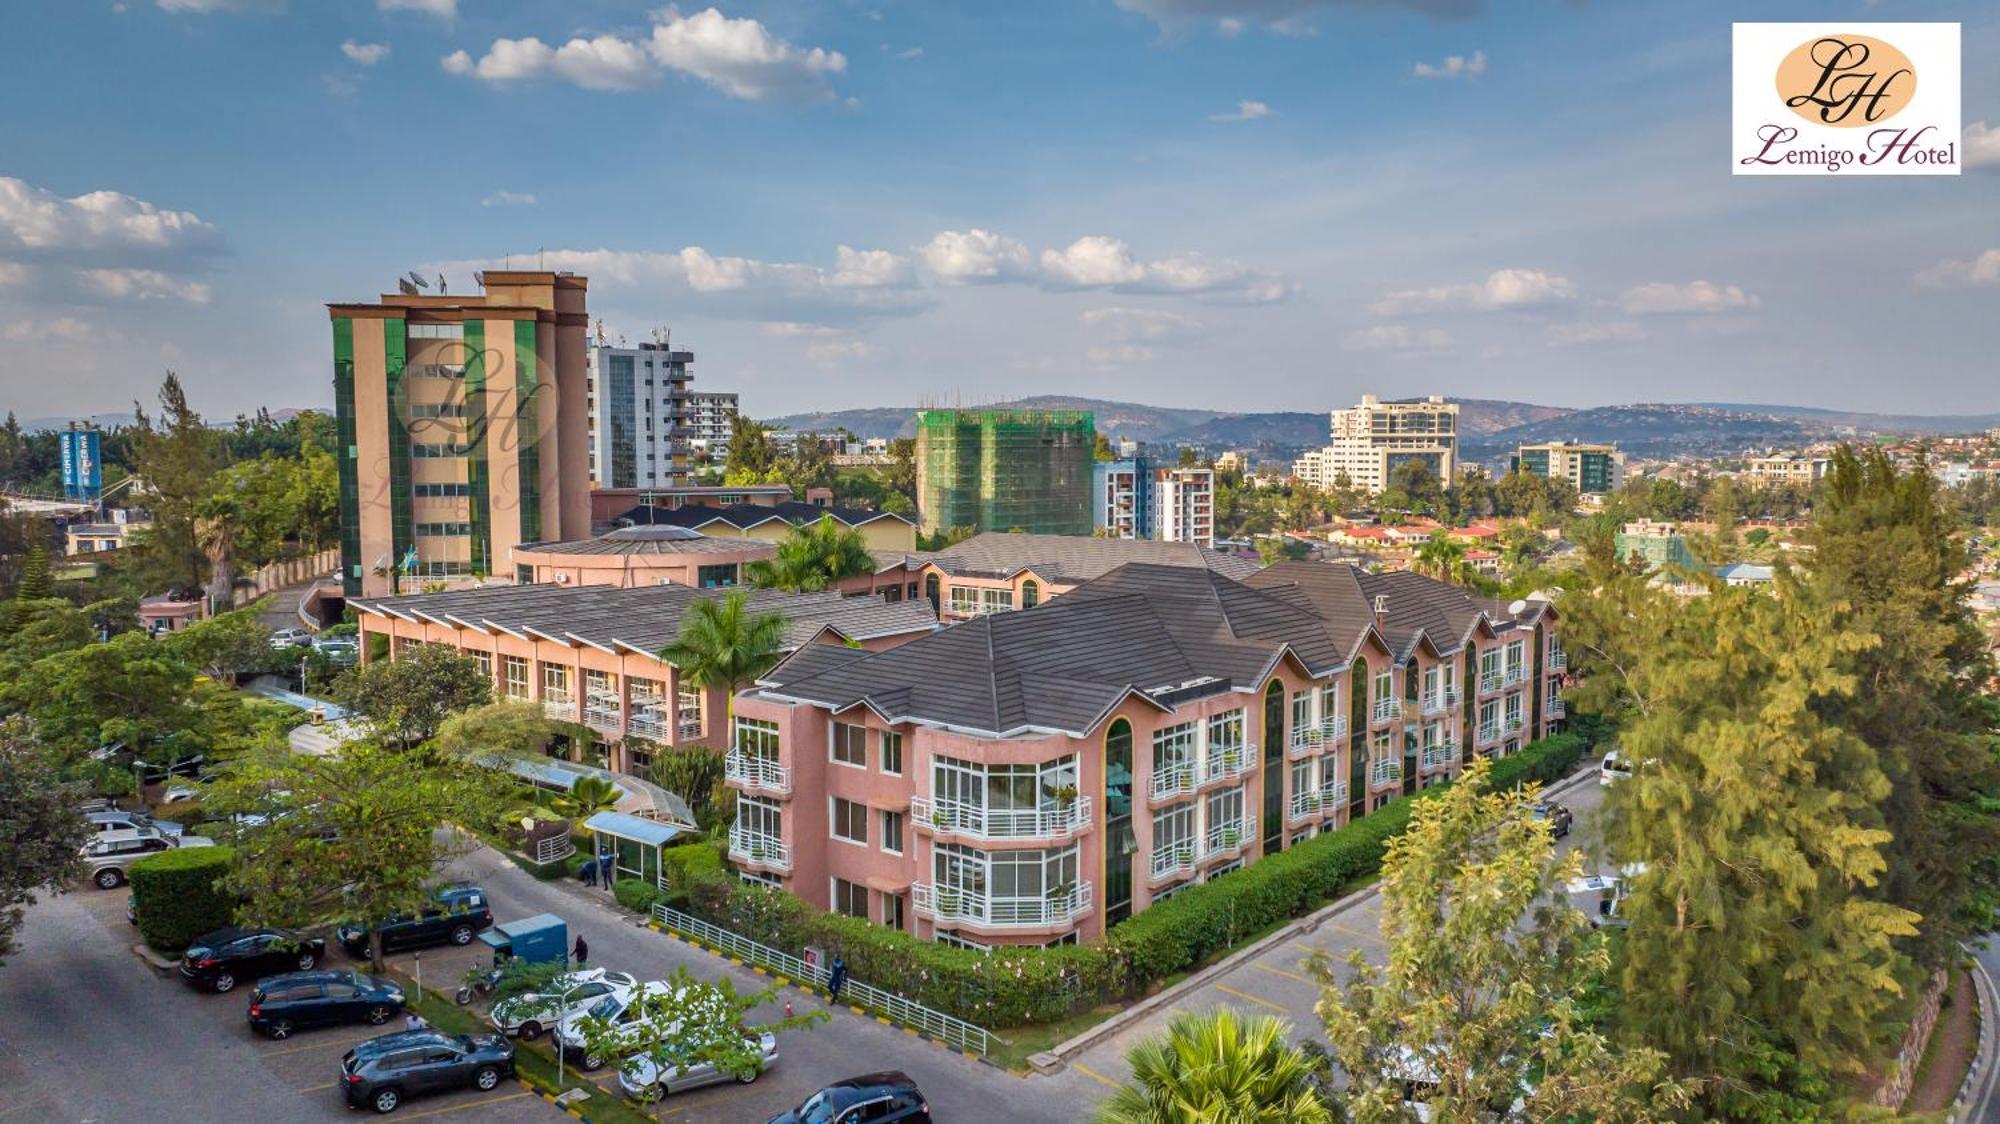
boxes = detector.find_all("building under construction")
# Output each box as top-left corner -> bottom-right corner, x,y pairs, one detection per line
915,409 -> 1095,537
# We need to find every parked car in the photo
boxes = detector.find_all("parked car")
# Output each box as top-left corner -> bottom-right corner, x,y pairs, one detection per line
618,1030 -> 779,1099
314,636 -> 359,663
269,627 -> 314,650
81,831 -> 212,889
553,980 -> 680,1071
160,782 -> 206,805
180,927 -> 328,993
1530,800 -> 1573,839
1598,751 -> 1632,786
246,970 -> 405,1039
490,968 -> 638,1040
766,1073 -> 932,1124
337,885 -> 492,956
87,809 -> 184,838
340,1030 -> 515,1115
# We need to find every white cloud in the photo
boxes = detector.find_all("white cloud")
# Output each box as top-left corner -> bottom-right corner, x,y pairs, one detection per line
1087,344 -> 1157,365
1916,249 -> 2000,288
341,40 -> 391,66
1041,236 -> 1292,302
895,46 -> 924,61
1342,324 -> 1454,353
0,177 -> 223,260
920,229 -> 1035,284
1113,0 -> 1483,36
1547,321 -> 1648,346
1413,50 -> 1486,79
446,8 -> 846,103
2,317 -> 93,343
1081,306 -> 1197,342
1208,99 -> 1272,122
379,0 -> 453,17
1369,268 -> 1575,316
1040,236 -> 1148,288
78,268 -> 211,303
480,191 -> 537,207
760,321 -> 843,338
807,339 -> 878,363
830,245 -> 915,289
156,0 -> 282,12
1619,280 -> 1759,315
1965,121 -> 2000,169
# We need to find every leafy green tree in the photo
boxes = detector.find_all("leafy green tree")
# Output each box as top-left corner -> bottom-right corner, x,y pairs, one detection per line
0,719 -> 89,967
724,419 -> 778,479
554,774 -> 621,822
206,740 -> 503,968
1411,536 -> 1475,586
162,604 -> 277,681
574,964 -> 824,1097
1807,447 -> 2000,968
649,746 -> 732,834
434,700 -> 557,763
334,644 -> 491,748
1097,1008 -> 1330,1124
1316,758 -> 1684,1123
745,515 -> 876,593
657,591 -> 788,728
1385,460 -> 1444,515
20,631 -> 201,765
886,437 -> 917,505
1604,569 -> 1918,1098
128,372 -> 220,593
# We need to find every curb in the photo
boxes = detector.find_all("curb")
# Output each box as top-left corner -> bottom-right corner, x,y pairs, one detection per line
1038,765 -> 1598,1071
516,1071 -> 597,1122
642,918 -> 1011,1072
1954,950 -> 1999,1122
129,942 -> 176,977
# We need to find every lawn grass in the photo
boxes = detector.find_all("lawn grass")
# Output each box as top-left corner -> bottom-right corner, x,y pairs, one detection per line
986,1002 -> 1135,1072
403,984 -> 658,1124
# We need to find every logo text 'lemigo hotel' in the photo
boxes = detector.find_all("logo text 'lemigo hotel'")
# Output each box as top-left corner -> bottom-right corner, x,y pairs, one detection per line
1733,23 -> 1960,176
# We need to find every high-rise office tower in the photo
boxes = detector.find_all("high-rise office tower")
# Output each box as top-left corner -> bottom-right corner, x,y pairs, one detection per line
587,339 -> 692,489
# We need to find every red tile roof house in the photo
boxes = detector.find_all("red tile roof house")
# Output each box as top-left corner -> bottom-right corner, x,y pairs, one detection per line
726,560 -> 1564,950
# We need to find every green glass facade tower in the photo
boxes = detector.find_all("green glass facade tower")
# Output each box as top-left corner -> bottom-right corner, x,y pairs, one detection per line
915,409 -> 1094,537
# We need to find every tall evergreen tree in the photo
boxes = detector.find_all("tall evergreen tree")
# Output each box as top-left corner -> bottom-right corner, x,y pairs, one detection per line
1807,447 -> 2000,968
129,372 -> 219,593
12,542 -> 51,603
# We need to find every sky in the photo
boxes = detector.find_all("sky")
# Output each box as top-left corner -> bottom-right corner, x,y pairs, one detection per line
0,0 -> 1997,423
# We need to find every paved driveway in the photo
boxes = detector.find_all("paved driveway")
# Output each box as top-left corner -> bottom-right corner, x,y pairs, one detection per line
1061,772 -> 1610,1090
0,884 -> 558,1124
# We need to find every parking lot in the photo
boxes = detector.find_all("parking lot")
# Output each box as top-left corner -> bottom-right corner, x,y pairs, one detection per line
0,885 -> 560,1123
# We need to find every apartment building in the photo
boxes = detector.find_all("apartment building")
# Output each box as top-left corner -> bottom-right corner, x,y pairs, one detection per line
349,582 -> 937,776
727,560 -> 1562,947
1092,460 -> 1216,545
840,531 -> 1258,618
1512,441 -> 1625,495
614,500 -> 918,552
915,409 -> 1094,536
1291,447 -> 1337,489
509,526 -> 775,589
686,392 -> 739,454
587,340 -> 692,490
1745,453 -> 1830,486
1156,467 -> 1216,546
328,271 -> 592,598
1311,395 -> 1459,494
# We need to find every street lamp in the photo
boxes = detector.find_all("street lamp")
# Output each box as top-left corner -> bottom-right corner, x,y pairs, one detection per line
554,975 -> 588,1089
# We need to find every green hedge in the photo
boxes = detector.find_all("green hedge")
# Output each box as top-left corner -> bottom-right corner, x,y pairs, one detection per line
130,844 -> 236,953
612,878 -> 668,914
665,729 -> 1598,1027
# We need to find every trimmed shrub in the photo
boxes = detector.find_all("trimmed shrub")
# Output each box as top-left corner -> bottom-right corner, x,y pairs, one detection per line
612,878 -> 667,914
130,844 -> 235,953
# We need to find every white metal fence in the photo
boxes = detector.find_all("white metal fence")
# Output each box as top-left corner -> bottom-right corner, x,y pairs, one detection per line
649,904 -> 994,1056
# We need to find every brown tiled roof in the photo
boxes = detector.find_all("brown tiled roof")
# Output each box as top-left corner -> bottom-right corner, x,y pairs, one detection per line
920,531 -> 1260,584
516,526 -> 776,557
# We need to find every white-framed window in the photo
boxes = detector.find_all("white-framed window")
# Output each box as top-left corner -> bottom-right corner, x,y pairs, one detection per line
1290,757 -> 1316,799
936,930 -> 991,953
1372,668 -> 1393,704
880,729 -> 904,775
738,795 -> 782,840
1207,709 -> 1245,750
1506,639 -> 1526,673
502,657 -> 529,700
738,871 -> 783,890
881,810 -> 904,855
1480,647 -> 1503,683
931,756 -> 1078,818
1290,691 -> 1314,733
468,650 -> 492,679
736,717 -> 780,758
1152,720 -> 1198,789
832,877 -> 868,920
831,721 -> 867,767
540,663 -> 569,696
831,797 -> 868,845
1153,803 -> 1195,857
1206,785 -> 1245,835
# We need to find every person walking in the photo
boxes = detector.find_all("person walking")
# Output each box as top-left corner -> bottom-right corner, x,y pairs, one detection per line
826,955 -> 847,1006
573,933 -> 589,968
404,1012 -> 426,1033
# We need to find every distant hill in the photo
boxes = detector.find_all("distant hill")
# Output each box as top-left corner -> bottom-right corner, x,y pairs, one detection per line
761,396 -> 1227,444
1467,405 -> 1831,463
1689,403 -> 2000,435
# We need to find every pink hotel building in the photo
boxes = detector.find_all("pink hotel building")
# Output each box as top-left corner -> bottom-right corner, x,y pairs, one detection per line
728,560 -> 1563,950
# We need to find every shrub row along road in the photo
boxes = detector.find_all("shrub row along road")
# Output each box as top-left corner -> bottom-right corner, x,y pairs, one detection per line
1059,772 -> 1611,1092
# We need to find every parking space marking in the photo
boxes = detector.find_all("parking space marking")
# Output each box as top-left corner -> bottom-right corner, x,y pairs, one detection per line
1212,984 -> 1287,1013
261,1031 -> 380,1057
1251,962 -> 1318,986
392,1091 -> 533,1119
295,1081 -> 340,1093
1072,1062 -> 1122,1091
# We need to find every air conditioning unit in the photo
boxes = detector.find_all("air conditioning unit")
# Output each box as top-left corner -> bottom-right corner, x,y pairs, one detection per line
555,573 -> 571,584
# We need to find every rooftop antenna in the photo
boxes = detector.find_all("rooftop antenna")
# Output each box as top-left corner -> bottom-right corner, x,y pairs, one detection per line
436,273 -> 447,295
473,270 -> 486,290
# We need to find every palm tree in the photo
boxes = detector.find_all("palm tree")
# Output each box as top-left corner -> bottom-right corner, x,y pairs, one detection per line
656,590 -> 789,729
1097,1009 -> 1329,1124
553,774 -> 621,821
745,515 -> 877,593
1412,535 -> 1475,587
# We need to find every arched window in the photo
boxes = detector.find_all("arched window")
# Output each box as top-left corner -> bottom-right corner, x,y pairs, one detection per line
1021,580 -> 1040,609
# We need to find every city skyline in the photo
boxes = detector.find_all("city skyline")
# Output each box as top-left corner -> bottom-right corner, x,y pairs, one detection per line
2,1 -> 1998,421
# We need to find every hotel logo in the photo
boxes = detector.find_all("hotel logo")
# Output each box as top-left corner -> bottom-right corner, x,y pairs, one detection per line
1733,23 -> 1959,176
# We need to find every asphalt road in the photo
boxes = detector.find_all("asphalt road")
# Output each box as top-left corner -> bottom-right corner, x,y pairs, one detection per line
0,883 -> 558,1124
1062,769 -> 1610,1089
427,840 -> 1104,1124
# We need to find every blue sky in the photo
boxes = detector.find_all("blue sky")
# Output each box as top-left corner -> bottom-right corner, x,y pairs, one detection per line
1,0 -> 1996,422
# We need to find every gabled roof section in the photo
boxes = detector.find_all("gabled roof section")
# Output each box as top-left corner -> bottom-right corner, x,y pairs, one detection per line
614,501 -> 913,533
1246,560 -> 1553,663
922,532 -> 1260,584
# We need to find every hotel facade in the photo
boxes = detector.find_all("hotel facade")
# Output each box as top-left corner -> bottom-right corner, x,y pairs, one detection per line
726,561 -> 1564,949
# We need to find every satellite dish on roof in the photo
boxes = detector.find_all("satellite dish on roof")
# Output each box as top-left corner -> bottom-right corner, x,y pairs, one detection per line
406,271 -> 430,290
473,270 -> 486,289
1508,599 -> 1529,616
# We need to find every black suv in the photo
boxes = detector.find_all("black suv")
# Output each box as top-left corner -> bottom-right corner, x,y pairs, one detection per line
246,970 -> 406,1039
336,885 -> 493,957
182,927 -> 328,993
767,1072 -> 932,1124
340,1030 -> 515,1115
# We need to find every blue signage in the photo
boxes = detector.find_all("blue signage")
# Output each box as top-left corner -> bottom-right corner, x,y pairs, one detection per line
59,427 -> 101,504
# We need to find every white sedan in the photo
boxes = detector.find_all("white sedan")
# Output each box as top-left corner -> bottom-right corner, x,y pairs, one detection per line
490,969 -> 637,1039
617,1031 -> 778,1099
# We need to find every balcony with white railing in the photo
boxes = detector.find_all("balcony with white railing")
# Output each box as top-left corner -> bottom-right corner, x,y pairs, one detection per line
1444,688 -> 1462,708
1547,648 -> 1568,671
910,795 -> 1092,841
1505,714 -> 1527,733
727,826 -> 791,872
541,688 -> 576,722
1421,692 -> 1450,717
582,693 -> 622,733
1203,817 -> 1251,860
1504,665 -> 1528,687
912,880 -> 1093,931
1370,759 -> 1403,787
1371,697 -> 1402,725
1479,672 -> 1505,695
1290,787 -> 1336,821
678,716 -> 704,740
1477,722 -> 1501,745
1420,746 -> 1457,773
627,705 -> 671,741
1198,744 -> 1254,786
1545,697 -> 1566,719
1149,839 -> 1198,881
724,750 -> 792,795
1150,762 -> 1196,802
1287,716 -> 1348,758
